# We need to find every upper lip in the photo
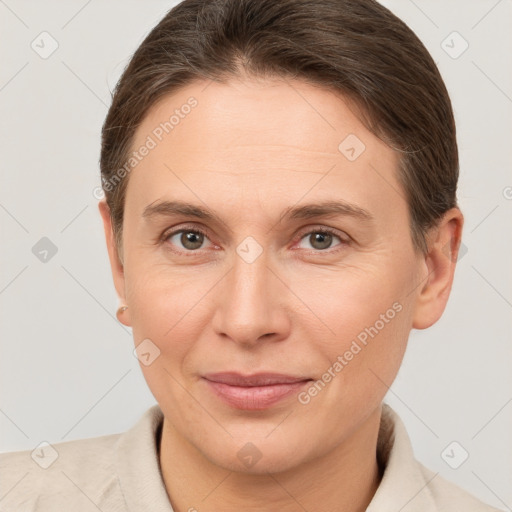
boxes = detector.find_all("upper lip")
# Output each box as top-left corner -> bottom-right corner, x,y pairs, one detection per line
203,372 -> 312,387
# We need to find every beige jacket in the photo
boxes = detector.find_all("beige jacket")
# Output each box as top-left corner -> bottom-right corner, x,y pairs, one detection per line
0,403 -> 503,511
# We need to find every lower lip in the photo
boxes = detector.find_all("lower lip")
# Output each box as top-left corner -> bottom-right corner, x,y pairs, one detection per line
203,379 -> 311,410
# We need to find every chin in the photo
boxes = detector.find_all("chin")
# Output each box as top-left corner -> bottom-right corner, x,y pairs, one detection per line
200,435 -> 314,475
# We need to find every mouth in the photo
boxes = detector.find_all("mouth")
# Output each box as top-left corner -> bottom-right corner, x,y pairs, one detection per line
202,372 -> 313,410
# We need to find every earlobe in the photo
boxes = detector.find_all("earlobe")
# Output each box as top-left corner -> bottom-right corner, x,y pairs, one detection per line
411,208 -> 464,330
98,199 -> 130,326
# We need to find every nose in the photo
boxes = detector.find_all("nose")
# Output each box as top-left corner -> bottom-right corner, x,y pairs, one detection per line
211,249 -> 291,347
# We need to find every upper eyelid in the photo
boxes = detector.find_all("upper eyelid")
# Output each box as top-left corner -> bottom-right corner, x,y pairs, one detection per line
295,225 -> 348,240
161,224 -> 211,241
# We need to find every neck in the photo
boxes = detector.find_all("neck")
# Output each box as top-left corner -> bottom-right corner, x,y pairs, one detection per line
159,406 -> 383,512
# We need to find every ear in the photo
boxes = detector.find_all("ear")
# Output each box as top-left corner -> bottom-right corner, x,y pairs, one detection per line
412,207 -> 464,330
98,199 -> 131,327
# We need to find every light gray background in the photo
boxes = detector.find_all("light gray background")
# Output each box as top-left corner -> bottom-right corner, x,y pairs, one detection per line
1,0 -> 511,509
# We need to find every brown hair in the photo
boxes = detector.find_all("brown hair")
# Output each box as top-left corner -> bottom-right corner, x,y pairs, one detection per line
100,0 -> 459,262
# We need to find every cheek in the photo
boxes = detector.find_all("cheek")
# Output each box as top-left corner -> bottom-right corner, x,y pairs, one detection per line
125,259 -> 211,328
315,298 -> 409,390
287,256 -> 412,394
125,264 -> 219,379
296,300 -> 410,435
286,256 -> 405,339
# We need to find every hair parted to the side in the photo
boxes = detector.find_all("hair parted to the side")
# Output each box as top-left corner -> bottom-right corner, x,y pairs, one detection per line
100,0 -> 459,264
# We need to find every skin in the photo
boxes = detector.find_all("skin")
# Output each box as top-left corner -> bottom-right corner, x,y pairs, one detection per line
99,77 -> 463,512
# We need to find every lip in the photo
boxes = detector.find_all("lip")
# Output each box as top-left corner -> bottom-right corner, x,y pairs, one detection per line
202,372 -> 313,410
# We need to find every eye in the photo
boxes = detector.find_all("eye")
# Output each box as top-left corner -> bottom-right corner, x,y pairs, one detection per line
163,227 -> 214,252
161,225 -> 349,255
296,228 -> 347,252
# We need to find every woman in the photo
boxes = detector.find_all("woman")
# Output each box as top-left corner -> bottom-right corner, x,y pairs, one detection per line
0,0 -> 503,510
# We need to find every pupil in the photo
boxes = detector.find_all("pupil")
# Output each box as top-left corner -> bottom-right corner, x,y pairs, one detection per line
312,232 -> 332,249
182,231 -> 203,249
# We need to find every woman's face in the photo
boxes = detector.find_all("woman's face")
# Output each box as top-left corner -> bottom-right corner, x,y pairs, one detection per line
102,77 -> 431,472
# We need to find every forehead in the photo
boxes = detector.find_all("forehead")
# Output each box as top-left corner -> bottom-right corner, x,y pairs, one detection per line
125,78 -> 405,226
132,77 -> 383,155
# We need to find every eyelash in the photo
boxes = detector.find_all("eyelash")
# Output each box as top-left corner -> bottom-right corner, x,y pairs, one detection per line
159,224 -> 350,256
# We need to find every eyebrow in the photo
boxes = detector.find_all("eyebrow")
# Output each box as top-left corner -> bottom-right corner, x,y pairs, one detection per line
141,199 -> 374,225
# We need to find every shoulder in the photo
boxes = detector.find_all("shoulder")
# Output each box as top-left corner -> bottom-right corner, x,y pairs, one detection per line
0,432 -> 123,510
372,404 -> 505,512
417,462 -> 505,512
